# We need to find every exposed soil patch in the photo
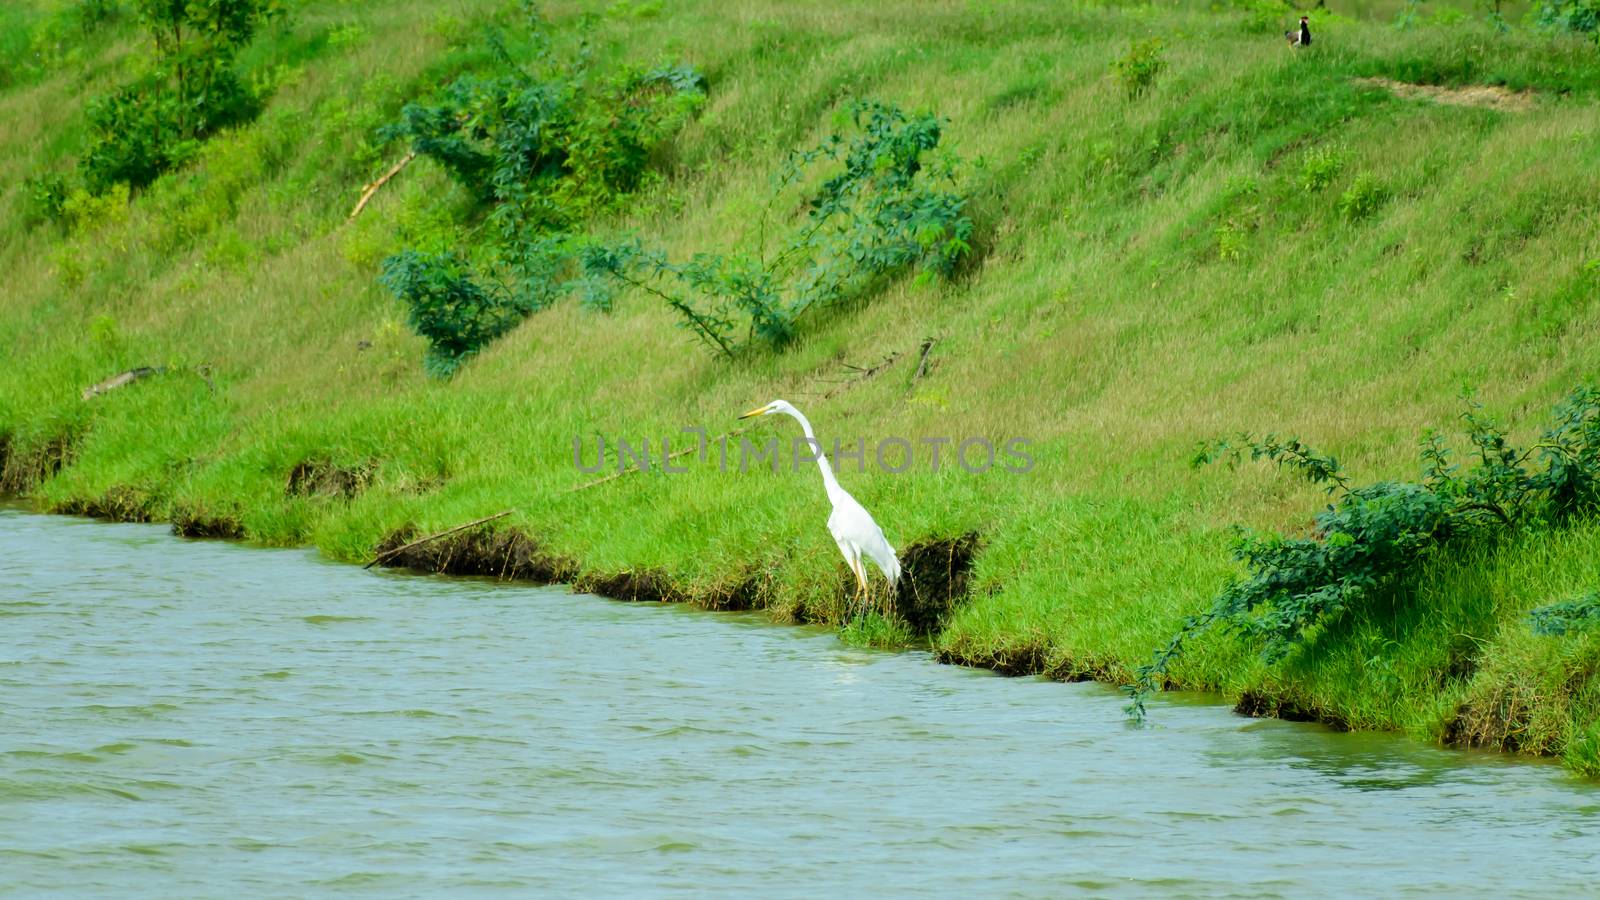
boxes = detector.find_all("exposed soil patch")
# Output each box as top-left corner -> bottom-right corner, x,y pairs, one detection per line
936,640 -> 1122,684
574,568 -> 689,604
575,569 -> 763,610
1445,678 -> 1548,755
1444,698 -> 1533,753
286,458 -> 375,499
937,640 -> 1051,677
1441,700 -> 1512,752
1235,689 -> 1350,732
172,505 -> 245,539
698,573 -> 763,611
0,432 -> 76,493
373,518 -> 763,610
1355,77 -> 1534,112
372,524 -> 580,583
891,531 -> 982,635
53,486 -> 158,523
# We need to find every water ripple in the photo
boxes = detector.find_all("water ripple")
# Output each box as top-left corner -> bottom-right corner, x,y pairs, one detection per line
2,508 -> 1598,896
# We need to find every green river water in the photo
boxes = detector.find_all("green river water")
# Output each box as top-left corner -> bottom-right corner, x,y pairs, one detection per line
3,507 -> 1599,896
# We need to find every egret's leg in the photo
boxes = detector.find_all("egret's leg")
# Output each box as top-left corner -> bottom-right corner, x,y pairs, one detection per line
838,541 -> 866,620
852,558 -> 869,616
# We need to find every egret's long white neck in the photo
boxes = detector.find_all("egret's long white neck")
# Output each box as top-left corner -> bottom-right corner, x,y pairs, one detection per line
779,407 -> 844,502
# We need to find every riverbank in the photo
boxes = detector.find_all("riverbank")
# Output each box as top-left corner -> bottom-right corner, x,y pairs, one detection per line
4,0 -> 1600,773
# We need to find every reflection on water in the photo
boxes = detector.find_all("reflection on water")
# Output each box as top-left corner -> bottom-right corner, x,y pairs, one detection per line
2,508 -> 1597,896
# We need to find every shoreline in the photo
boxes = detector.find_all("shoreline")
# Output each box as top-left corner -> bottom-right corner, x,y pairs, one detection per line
1,491 -> 1533,766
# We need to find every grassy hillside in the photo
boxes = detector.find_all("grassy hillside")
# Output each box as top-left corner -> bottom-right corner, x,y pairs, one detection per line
4,0 -> 1600,771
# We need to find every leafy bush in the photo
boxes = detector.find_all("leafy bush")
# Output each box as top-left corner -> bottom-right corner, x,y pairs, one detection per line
23,174 -> 69,227
379,251 -> 536,376
581,101 -> 973,357
1338,172 -> 1388,221
1215,221 -> 1249,261
60,182 -> 131,234
77,0 -> 283,194
1113,38 -> 1166,99
1535,0 -> 1599,39
1299,146 -> 1345,193
1126,387 -> 1600,719
382,47 -> 704,234
1529,593 -> 1600,636
376,22 -> 705,375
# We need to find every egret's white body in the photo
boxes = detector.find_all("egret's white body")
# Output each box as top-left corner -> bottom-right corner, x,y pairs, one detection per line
739,400 -> 900,602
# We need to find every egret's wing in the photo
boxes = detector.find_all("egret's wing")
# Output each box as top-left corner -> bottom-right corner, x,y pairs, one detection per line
831,494 -> 900,583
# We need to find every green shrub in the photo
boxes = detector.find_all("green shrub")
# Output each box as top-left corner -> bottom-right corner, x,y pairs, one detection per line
1535,0 -> 1599,39
378,251 -> 535,376
23,174 -> 69,227
1113,38 -> 1166,99
582,101 -> 973,357
76,0 -> 283,194
1338,172 -> 1388,221
1529,592 -> 1600,635
1216,221 -> 1249,261
60,182 -> 131,234
1127,387 -> 1600,719
376,20 -> 706,374
1299,146 -> 1345,192
381,50 -> 704,232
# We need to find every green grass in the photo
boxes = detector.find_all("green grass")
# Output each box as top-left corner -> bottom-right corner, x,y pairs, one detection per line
4,0 -> 1600,772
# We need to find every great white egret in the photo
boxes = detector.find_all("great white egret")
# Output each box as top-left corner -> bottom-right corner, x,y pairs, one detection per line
738,400 -> 901,610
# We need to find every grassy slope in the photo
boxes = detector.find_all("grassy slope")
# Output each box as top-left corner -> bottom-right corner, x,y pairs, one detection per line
4,0 -> 1600,769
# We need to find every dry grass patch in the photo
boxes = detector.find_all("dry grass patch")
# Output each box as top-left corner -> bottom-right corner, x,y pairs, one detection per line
1356,76 -> 1535,111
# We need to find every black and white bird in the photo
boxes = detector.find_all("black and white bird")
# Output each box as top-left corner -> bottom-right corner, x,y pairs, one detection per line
1285,15 -> 1311,47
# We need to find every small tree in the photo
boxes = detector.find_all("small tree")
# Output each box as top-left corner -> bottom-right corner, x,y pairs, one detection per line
79,0 -> 283,192
1113,38 -> 1166,100
582,101 -> 974,357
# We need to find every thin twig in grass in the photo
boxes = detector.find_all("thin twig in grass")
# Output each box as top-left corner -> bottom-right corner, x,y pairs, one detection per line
364,509 -> 512,569
822,350 -> 903,399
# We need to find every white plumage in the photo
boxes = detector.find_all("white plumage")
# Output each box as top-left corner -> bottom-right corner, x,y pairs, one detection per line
738,400 -> 901,607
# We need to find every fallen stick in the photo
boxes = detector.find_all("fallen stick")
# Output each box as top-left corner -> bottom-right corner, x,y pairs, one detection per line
82,366 -> 165,401
347,151 -> 417,221
364,509 -> 512,569
823,350 -> 902,399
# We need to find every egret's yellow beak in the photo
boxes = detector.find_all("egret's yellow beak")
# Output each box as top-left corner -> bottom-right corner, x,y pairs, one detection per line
737,406 -> 769,420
